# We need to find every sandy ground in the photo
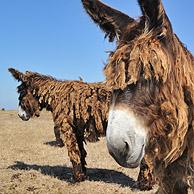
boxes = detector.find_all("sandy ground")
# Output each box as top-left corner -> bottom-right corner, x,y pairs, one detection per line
0,110 -> 192,194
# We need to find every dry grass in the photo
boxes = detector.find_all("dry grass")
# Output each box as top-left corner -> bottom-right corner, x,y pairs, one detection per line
0,110 -> 192,194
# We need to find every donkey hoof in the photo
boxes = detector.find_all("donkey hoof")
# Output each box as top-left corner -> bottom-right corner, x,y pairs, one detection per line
136,180 -> 153,191
74,173 -> 87,182
56,139 -> 65,147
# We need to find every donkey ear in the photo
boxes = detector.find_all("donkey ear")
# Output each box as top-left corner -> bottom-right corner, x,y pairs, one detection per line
8,68 -> 25,82
82,0 -> 136,42
138,0 -> 172,33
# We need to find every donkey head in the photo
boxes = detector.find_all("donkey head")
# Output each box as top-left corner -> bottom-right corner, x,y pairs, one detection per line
9,68 -> 40,121
83,0 -> 184,168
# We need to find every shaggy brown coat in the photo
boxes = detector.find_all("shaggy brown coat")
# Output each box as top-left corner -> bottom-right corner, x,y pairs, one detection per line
82,0 -> 194,193
9,68 -> 111,181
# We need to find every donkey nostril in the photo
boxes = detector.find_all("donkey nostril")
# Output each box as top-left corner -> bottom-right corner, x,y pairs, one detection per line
125,141 -> 128,148
125,141 -> 130,153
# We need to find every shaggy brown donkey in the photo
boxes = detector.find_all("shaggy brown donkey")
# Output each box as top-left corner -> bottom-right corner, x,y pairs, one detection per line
82,0 -> 194,193
9,68 -> 111,182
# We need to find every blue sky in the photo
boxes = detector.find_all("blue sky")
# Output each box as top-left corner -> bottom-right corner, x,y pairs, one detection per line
0,0 -> 193,110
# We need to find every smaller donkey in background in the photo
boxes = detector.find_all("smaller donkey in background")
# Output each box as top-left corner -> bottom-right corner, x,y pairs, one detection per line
9,68 -> 111,181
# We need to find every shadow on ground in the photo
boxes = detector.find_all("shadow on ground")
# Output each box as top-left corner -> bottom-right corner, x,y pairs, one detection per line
43,140 -> 62,147
8,161 -> 136,188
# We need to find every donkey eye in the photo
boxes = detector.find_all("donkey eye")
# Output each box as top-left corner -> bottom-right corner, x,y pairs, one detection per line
164,124 -> 173,134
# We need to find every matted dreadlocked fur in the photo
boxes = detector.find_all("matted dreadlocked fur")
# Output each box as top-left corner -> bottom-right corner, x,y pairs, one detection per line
9,68 -> 111,181
82,0 -> 194,193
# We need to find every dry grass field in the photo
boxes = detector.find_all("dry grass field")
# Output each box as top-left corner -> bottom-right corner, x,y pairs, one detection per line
0,110 -> 192,194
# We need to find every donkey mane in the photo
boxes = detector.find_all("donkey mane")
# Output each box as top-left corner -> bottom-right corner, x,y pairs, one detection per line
24,71 -> 81,84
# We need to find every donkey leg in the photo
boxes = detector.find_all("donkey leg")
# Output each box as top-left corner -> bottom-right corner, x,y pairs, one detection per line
76,131 -> 87,175
84,120 -> 99,142
157,175 -> 188,194
61,120 -> 86,182
54,125 -> 64,147
188,151 -> 194,191
157,152 -> 189,194
137,157 -> 155,190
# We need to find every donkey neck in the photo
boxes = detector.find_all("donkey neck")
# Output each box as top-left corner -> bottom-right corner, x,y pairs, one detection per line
29,77 -> 64,112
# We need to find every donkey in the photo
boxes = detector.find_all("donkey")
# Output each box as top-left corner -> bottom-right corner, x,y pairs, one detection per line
82,0 -> 194,194
9,68 -> 111,182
